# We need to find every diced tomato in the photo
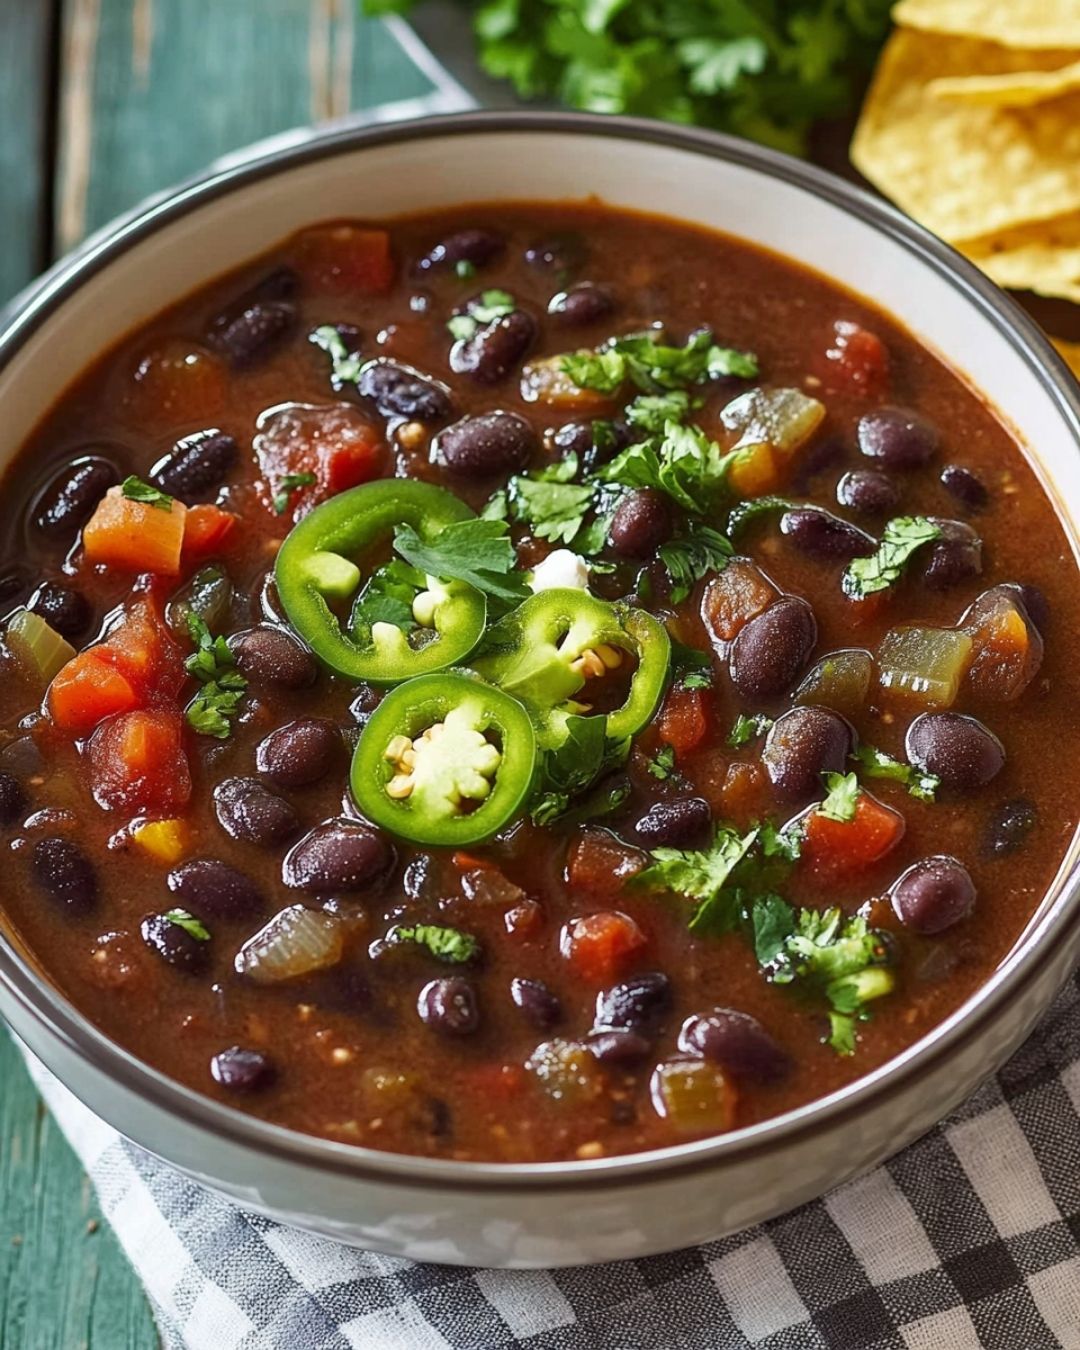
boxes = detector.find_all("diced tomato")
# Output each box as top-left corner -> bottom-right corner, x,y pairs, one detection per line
802,790 -> 904,876
657,685 -> 709,760
844,589 -> 889,628
561,910 -> 648,984
182,504 -> 238,560
504,898 -> 543,941
820,320 -> 890,396
293,224 -> 395,295
453,851 -> 494,872
89,709 -> 191,814
48,652 -> 139,735
98,600 -> 184,700
458,1063 -> 526,1101
719,760 -> 770,823
567,828 -> 644,899
83,487 -> 187,575
254,403 -> 386,519
702,561 -> 777,643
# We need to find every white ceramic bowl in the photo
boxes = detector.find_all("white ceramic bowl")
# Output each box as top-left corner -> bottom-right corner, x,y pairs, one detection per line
1,112 -> 1079,1268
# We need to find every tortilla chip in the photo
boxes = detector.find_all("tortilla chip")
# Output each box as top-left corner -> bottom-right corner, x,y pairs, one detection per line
893,0 -> 1080,50
852,30 -> 1080,241
929,58 -> 1080,107
959,210 -> 1080,299
1052,339 -> 1080,383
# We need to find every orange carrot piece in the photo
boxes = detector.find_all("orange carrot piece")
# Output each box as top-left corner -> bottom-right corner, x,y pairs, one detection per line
48,653 -> 139,735
83,487 -> 186,575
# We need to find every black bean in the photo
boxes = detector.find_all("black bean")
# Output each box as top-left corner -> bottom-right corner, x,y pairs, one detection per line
27,581 -> 91,639
150,430 -> 238,503
0,772 -> 26,827
524,234 -> 586,273
762,706 -> 854,800
256,718 -> 340,788
214,777 -> 299,846
608,489 -> 674,558
357,359 -> 453,422
1012,582 -> 1049,637
33,456 -> 121,538
450,310 -> 536,385
510,977 -> 562,1029
31,837 -> 97,913
586,1029 -> 651,1065
228,625 -> 317,689
593,972 -> 671,1033
940,464 -> 988,511
435,411 -> 536,479
208,300 -> 296,368
857,406 -> 939,468
417,977 -> 479,1035
0,569 -> 26,606
983,798 -> 1037,857
632,797 -> 711,848
167,858 -> 265,920
283,818 -> 395,893
779,507 -> 875,560
210,1046 -> 276,1092
906,712 -> 1004,791
836,468 -> 899,516
920,518 -> 982,590
677,1010 -> 791,1084
547,283 -> 615,326
140,912 -> 210,973
550,421 -> 593,459
730,596 -> 817,699
418,229 -> 504,272
890,855 -> 975,934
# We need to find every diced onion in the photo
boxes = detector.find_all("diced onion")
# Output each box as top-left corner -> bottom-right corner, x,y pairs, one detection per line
878,626 -> 972,707
5,608 -> 76,687
235,905 -> 345,984
720,387 -> 825,457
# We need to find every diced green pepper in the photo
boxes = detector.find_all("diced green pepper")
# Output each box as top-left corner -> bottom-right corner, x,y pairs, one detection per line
878,625 -> 973,707
5,609 -> 76,686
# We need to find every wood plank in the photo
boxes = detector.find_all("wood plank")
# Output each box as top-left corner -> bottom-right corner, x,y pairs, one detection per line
0,3 -> 54,301
0,1034 -> 158,1350
56,0 -> 440,250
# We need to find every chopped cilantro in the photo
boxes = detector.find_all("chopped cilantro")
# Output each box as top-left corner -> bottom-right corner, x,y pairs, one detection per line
164,909 -> 211,942
659,522 -> 733,601
647,744 -> 677,780
727,711 -> 774,748
562,330 -> 757,396
726,495 -> 793,537
818,771 -> 860,823
530,717 -> 629,823
393,517 -> 530,608
184,614 -> 246,739
388,923 -> 479,964
842,516 -> 941,599
447,289 -> 516,342
851,743 -> 939,803
637,825 -> 760,933
670,641 -> 713,690
273,471 -> 317,515
506,456 -> 596,546
624,390 -> 692,433
309,325 -> 363,385
599,419 -> 736,515
351,559 -> 424,635
120,476 -> 173,512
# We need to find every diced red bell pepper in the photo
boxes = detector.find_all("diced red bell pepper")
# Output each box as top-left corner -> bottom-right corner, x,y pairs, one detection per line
802,790 -> 905,877
254,403 -> 385,519
561,910 -> 648,984
657,685 -> 709,760
293,224 -> 395,295
89,709 -> 192,814
820,320 -> 890,396
182,504 -> 238,560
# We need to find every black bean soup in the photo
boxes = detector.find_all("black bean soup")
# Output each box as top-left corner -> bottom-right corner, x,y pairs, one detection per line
0,203 -> 1076,1162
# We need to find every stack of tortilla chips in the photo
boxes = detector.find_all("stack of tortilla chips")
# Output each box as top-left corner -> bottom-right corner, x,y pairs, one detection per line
852,0 -> 1080,379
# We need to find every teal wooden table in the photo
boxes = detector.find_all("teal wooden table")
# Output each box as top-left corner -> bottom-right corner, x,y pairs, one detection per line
0,5 -> 454,1343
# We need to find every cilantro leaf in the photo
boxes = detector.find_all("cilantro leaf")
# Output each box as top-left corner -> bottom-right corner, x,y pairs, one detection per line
560,348 -> 626,394
600,419 -> 735,514
818,771 -> 860,823
388,923 -> 479,964
529,716 -> 629,823
727,712 -> 774,748
310,325 -> 363,385
273,471 -> 317,515
121,476 -> 173,512
562,330 -> 757,396
393,518 -> 530,607
624,390 -> 692,434
851,743 -> 940,803
750,893 -> 794,965
447,289 -> 517,342
659,523 -> 733,602
637,825 -> 760,933
512,474 -> 595,545
670,641 -> 713,690
726,495 -> 793,537
351,560 -> 424,635
164,909 -> 211,942
184,614 -> 247,740
647,744 -> 677,780
842,516 -> 941,599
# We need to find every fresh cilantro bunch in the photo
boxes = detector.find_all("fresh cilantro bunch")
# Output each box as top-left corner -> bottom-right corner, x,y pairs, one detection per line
364,0 -> 892,156
185,614 -> 248,739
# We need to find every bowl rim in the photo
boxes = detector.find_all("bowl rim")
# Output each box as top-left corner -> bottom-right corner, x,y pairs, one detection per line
1,108 -> 1078,1193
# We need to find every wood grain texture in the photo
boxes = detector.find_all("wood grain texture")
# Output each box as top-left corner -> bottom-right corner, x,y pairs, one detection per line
55,0 -> 437,250
0,3 -> 54,302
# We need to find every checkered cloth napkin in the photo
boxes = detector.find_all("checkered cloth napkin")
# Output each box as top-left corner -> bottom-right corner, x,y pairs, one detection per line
12,966 -> 1080,1350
